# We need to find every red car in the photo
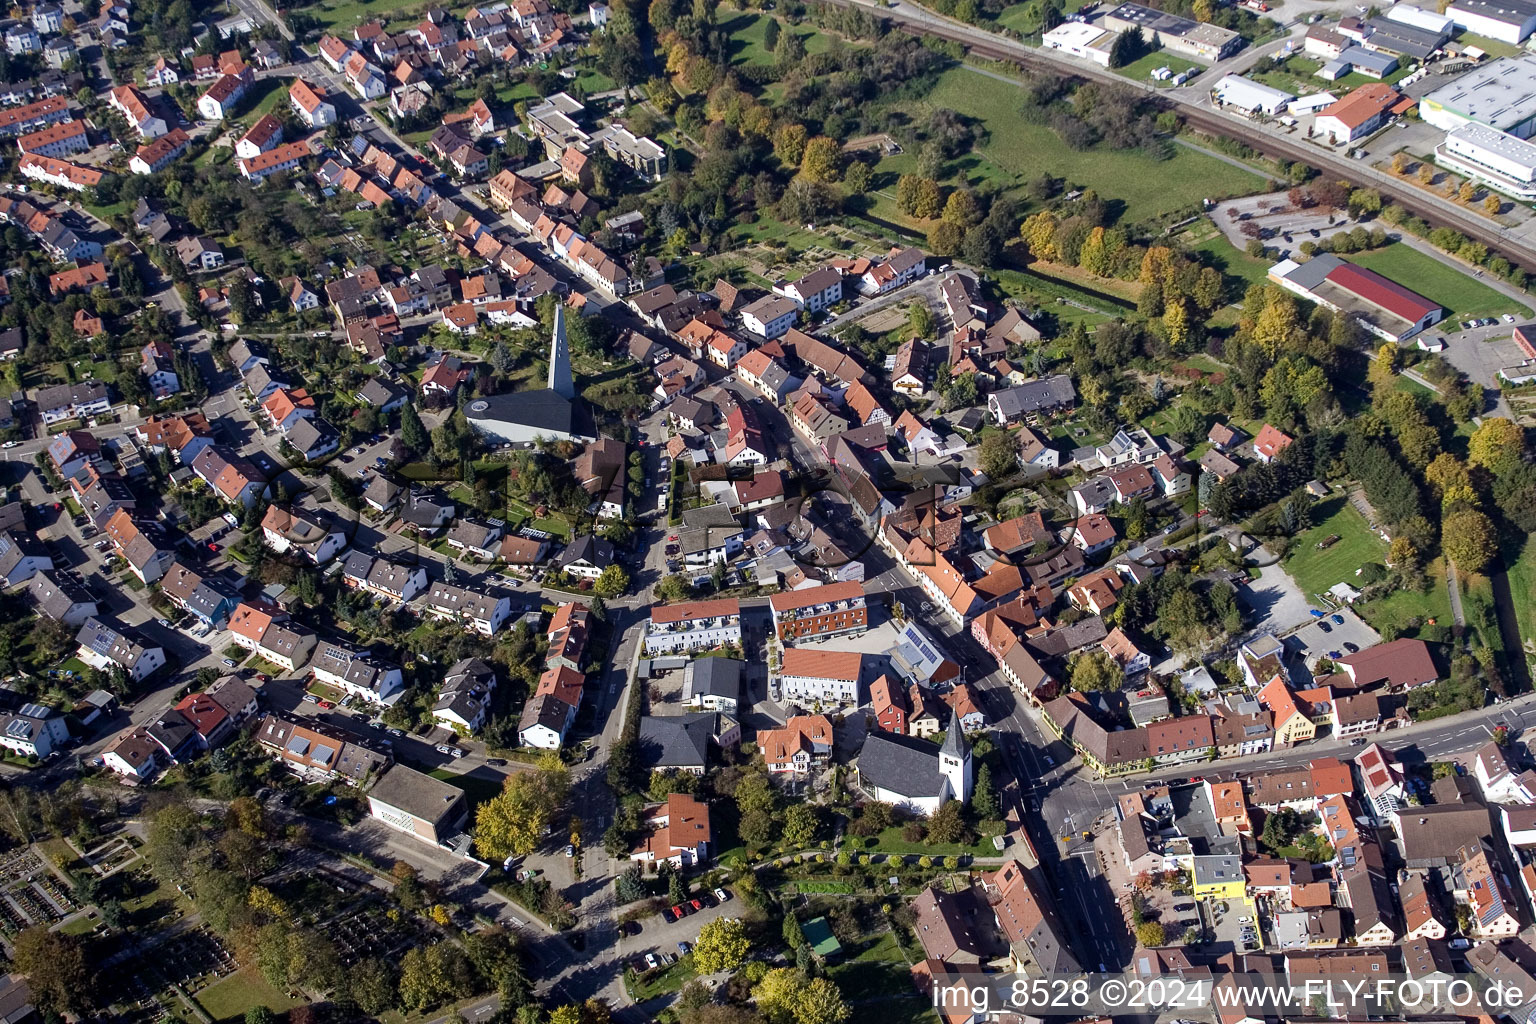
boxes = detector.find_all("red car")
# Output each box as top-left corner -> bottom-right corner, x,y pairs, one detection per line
256,673 -> 270,682
207,542 -> 219,552
671,904 -> 686,918
690,898 -> 703,912
316,699 -> 335,709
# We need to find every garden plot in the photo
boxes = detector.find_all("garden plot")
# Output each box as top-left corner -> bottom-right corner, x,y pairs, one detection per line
0,849 -> 76,934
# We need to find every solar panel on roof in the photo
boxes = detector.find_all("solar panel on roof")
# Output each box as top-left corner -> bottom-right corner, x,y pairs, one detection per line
286,736 -> 310,756
5,720 -> 29,737
18,702 -> 47,719
312,743 -> 335,762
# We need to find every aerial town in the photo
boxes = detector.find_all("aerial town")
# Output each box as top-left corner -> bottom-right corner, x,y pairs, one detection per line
2,0 -> 1536,1020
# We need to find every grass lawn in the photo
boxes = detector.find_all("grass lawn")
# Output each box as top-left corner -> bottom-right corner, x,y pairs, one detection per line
1281,496 -> 1385,601
829,932 -> 934,1024
1114,51 -> 1204,87
1357,556 -> 1454,638
628,955 -> 697,1000
82,198 -> 130,222
1345,244 -> 1533,323
899,67 -> 1266,224
1455,31 -> 1525,57
722,11 -> 833,65
863,820 -> 1006,857
195,969 -> 303,1022
241,78 -> 288,120
428,766 -> 506,812
1190,222 -> 1272,289
305,679 -> 344,702
307,0 -> 434,32
1507,536 -> 1536,652
1250,54 -> 1413,94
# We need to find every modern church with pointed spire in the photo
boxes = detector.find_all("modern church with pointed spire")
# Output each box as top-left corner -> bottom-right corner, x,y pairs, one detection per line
549,305 -> 575,401
464,306 -> 596,444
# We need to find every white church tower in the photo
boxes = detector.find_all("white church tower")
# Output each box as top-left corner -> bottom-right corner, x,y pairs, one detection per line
549,305 -> 575,400
939,709 -> 973,805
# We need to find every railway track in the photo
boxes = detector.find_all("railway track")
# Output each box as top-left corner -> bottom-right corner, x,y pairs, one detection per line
826,0 -> 1536,271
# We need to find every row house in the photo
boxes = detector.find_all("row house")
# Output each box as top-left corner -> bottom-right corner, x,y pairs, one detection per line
255,713 -> 389,785
16,119 -> 88,158
421,581 -> 512,635
76,616 -> 165,683
34,380 -> 110,425
103,508 -> 174,584
768,581 -> 868,642
644,598 -> 742,655
19,151 -> 102,191
191,445 -> 269,508
239,139 -> 310,181
158,562 -> 240,628
311,641 -> 405,703
261,504 -> 346,564
130,128 -> 191,175
0,95 -> 71,138
433,657 -> 497,733
778,647 -> 863,706
108,85 -> 165,138
341,551 -> 429,604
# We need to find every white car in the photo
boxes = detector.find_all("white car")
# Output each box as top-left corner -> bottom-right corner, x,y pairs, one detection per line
1505,314 -> 1518,323
1,441 -> 18,449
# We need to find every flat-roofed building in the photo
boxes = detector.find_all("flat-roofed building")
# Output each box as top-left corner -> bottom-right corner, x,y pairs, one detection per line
1101,1 -> 1242,60
1447,0 -> 1536,43
1213,74 -> 1295,115
367,764 -> 468,845
1438,122 -> 1536,199
1421,56 -> 1536,137
1041,21 -> 1118,66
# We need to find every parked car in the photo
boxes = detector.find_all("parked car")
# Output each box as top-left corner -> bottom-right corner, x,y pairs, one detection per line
436,744 -> 453,754
678,941 -> 692,955
486,758 -> 507,766
316,700 -> 334,709
644,953 -> 659,970
714,887 -> 729,902
303,694 -> 321,704
222,658 -> 237,667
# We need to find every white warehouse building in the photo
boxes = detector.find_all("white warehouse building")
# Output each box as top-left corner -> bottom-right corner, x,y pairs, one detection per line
1446,0 -> 1536,44
1437,123 -> 1536,199
1212,74 -> 1295,115
1386,3 -> 1456,33
1421,56 -> 1536,137
1041,22 -> 1118,67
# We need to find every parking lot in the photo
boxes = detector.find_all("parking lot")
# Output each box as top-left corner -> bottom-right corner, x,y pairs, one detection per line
1284,607 -> 1380,668
621,884 -> 737,977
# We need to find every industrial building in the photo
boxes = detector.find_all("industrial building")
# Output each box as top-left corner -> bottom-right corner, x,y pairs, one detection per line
1446,0 -> 1536,44
1362,17 -> 1448,59
1100,2 -> 1242,61
1437,123 -> 1536,199
1041,21 -> 1118,67
1421,56 -> 1536,137
1314,83 -> 1416,143
1212,74 -> 1294,115
1385,3 -> 1456,34
1319,46 -> 1399,80
1269,254 -> 1444,342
